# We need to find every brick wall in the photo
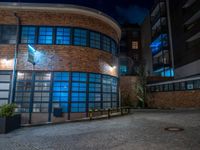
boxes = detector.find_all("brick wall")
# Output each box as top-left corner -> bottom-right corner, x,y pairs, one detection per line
148,90 -> 200,108
0,44 -> 118,77
0,9 -> 119,42
120,76 -> 200,108
120,76 -> 139,106
0,8 -> 119,77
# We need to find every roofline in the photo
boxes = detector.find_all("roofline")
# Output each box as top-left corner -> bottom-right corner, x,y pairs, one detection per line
0,2 -> 121,39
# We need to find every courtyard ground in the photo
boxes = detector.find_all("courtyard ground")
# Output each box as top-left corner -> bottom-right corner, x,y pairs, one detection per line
0,110 -> 200,150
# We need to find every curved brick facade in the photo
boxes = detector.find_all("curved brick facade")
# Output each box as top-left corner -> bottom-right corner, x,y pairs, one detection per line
0,6 -> 120,77
0,9 -> 119,42
0,3 -> 121,124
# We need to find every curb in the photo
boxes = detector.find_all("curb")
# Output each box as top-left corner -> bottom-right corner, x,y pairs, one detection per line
21,112 -> 128,128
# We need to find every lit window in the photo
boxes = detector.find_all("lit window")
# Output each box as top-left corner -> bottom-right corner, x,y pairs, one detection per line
71,93 -> 86,102
72,72 -> 87,82
56,28 -> 71,45
89,93 -> 101,102
0,72 -> 11,106
21,26 -> 36,44
132,41 -> 139,49
103,36 -> 111,52
71,103 -> 86,112
74,29 -> 87,46
33,73 -> 51,113
89,83 -> 101,92
89,73 -> 101,83
52,72 -> 69,112
38,27 -> 53,44
90,32 -> 100,49
120,65 -> 128,74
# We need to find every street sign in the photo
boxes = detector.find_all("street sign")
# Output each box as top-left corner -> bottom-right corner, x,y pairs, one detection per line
28,45 -> 36,65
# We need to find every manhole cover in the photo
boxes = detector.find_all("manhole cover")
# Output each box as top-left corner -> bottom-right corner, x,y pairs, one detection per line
165,127 -> 184,132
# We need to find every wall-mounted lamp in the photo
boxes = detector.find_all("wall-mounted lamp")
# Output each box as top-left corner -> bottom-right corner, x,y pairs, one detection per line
1,58 -> 13,67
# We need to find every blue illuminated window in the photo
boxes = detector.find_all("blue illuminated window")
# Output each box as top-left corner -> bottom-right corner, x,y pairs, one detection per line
120,65 -> 128,75
161,68 -> 174,77
53,82 -> 69,92
74,29 -> 87,46
89,93 -> 101,102
103,36 -> 111,52
53,92 -> 68,102
150,34 -> 168,55
102,75 -> 112,84
72,72 -> 87,82
72,82 -> 86,92
90,32 -> 100,49
56,28 -> 71,45
38,27 -> 53,44
112,78 -> 118,93
89,83 -> 101,92
103,84 -> 111,92
71,93 -> 86,102
21,26 -> 36,44
89,73 -> 101,83
52,72 -> 69,102
71,103 -> 86,112
54,72 -> 69,81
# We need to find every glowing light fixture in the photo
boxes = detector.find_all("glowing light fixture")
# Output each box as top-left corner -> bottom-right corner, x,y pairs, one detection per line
28,44 -> 36,52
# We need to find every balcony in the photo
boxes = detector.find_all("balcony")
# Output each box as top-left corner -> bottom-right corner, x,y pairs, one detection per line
183,0 -> 200,23
151,34 -> 169,56
152,25 -> 168,41
151,10 -> 167,26
151,0 -> 165,15
184,17 -> 200,41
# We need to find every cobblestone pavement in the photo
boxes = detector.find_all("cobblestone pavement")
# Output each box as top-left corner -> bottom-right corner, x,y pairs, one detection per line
0,110 -> 200,150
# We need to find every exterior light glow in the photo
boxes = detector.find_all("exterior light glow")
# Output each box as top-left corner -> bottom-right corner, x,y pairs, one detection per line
112,66 -> 116,69
1,59 -> 13,67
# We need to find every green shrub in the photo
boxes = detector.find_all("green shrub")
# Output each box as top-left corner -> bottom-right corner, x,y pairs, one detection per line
0,104 -> 16,117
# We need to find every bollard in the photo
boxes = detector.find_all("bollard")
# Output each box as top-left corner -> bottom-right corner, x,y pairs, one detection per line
108,109 -> 111,119
89,109 -> 93,120
121,108 -> 124,115
128,108 -> 130,114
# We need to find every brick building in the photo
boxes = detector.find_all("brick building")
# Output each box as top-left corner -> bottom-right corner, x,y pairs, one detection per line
0,3 -> 121,124
119,23 -> 141,75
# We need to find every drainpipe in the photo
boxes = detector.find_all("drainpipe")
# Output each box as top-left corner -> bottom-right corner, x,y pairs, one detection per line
10,13 -> 20,103
166,0 -> 175,77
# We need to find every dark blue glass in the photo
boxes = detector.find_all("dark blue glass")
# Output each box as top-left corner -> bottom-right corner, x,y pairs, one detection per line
38,27 -> 53,44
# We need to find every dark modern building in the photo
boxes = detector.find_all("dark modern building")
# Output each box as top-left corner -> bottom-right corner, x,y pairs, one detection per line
141,14 -> 153,76
0,2 -> 121,124
147,0 -> 200,109
169,0 -> 200,79
119,23 -> 141,75
150,0 -> 174,77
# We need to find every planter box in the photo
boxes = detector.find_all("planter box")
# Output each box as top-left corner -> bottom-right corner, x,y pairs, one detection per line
53,108 -> 63,117
0,114 -> 21,134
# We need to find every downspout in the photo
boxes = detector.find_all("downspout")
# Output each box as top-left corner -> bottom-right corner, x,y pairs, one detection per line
166,0 -> 175,77
10,12 -> 20,103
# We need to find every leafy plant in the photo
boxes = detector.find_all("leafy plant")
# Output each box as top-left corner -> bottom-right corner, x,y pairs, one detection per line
0,104 -> 16,117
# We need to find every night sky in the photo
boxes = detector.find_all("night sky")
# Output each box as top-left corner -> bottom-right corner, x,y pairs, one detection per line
1,0 -> 154,24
